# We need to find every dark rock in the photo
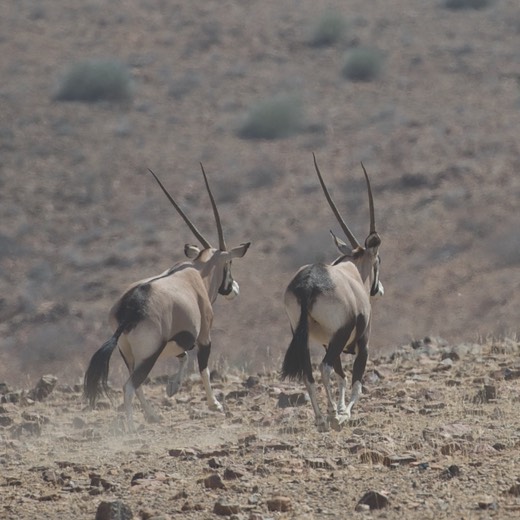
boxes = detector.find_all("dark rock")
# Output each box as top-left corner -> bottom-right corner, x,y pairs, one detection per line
213,499 -> 240,516
243,375 -> 260,388
223,466 -> 246,480
304,457 -> 336,470
440,464 -> 461,480
203,473 -> 225,489
29,375 -> 58,401
266,496 -> 291,512
277,392 -> 308,408
95,500 -> 133,520
357,490 -> 389,510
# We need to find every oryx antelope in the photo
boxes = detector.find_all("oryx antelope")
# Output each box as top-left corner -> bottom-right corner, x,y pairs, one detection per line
84,165 -> 250,430
282,154 -> 383,432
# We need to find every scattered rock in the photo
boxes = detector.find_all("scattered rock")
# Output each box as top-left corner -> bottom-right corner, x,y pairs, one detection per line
277,392 -> 308,408
213,498 -> 241,516
477,495 -> 497,510
440,464 -> 461,480
203,473 -> 225,489
304,457 -> 336,470
473,384 -> 497,403
29,375 -> 58,401
508,484 -> 520,497
95,500 -> 133,520
266,496 -> 291,512
357,490 -> 389,510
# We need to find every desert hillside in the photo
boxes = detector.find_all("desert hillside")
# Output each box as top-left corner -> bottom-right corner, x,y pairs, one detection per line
0,0 -> 519,383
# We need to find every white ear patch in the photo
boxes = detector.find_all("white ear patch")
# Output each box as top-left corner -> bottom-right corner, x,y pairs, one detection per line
225,280 -> 240,300
375,281 -> 384,297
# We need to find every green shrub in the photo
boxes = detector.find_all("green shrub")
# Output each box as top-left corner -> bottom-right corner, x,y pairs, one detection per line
309,9 -> 348,47
54,59 -> 133,103
238,94 -> 304,140
443,0 -> 490,9
342,47 -> 383,82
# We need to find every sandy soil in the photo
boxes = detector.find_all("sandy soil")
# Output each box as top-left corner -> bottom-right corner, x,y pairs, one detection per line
2,337 -> 520,519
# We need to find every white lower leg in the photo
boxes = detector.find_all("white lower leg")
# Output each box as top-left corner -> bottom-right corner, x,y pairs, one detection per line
336,372 -> 347,415
136,386 -> 160,422
320,363 -> 337,416
200,367 -> 223,411
123,382 -> 136,431
345,380 -> 362,417
304,377 -> 328,431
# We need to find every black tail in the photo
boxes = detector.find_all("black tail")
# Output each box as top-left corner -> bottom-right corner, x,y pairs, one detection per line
281,300 -> 312,382
84,324 -> 125,407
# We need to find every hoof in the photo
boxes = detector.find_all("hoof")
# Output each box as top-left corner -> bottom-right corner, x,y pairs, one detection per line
166,381 -> 181,397
316,419 -> 330,433
209,401 -> 224,413
330,413 -> 349,432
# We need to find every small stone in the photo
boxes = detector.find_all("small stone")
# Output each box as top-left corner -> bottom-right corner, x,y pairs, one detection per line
359,450 -> 388,465
204,473 -> 225,489
266,496 -> 292,512
213,499 -> 240,516
508,484 -> 520,497
243,376 -> 260,388
95,500 -> 133,520
277,392 -> 308,408
223,466 -> 245,480
30,375 -> 58,401
357,490 -> 389,510
477,496 -> 497,510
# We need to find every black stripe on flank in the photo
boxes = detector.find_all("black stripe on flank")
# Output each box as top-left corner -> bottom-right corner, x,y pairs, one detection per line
287,263 -> 335,307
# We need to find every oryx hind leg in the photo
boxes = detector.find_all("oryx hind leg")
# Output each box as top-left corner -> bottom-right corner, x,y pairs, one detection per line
197,343 -> 223,412
165,331 -> 196,397
321,323 -> 356,431
304,375 -> 329,432
124,332 -> 168,428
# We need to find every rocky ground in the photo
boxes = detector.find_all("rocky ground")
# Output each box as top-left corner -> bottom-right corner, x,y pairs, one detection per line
2,337 -> 520,519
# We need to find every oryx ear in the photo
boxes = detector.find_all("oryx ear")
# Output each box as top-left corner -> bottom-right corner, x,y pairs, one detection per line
229,242 -> 251,259
184,244 -> 201,258
330,230 -> 353,255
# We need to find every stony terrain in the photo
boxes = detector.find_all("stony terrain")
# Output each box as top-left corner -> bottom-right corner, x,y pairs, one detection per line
2,337 -> 520,519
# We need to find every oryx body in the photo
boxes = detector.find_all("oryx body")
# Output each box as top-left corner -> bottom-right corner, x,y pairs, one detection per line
84,166 -> 250,430
282,155 -> 383,432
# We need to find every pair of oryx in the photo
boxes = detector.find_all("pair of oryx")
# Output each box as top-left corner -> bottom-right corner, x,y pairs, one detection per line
84,155 -> 383,432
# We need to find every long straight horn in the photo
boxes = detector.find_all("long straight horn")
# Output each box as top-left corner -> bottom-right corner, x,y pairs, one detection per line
313,153 -> 360,249
200,163 -> 227,251
360,162 -> 376,234
148,169 -> 211,249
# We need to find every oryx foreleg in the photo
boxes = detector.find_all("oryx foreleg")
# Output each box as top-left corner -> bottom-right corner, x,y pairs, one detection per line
198,343 -> 223,412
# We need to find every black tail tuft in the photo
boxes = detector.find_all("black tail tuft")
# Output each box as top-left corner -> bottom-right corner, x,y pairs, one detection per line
281,302 -> 312,382
83,325 -> 124,407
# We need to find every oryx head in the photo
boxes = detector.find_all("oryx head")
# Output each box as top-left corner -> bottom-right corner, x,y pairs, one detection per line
313,153 -> 383,298
148,165 -> 250,301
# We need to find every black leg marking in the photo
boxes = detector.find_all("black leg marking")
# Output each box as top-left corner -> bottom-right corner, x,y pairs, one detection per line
170,331 -> 196,351
332,356 -> 346,379
130,341 -> 167,389
322,322 -> 356,368
352,334 -> 368,385
197,343 -> 211,372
